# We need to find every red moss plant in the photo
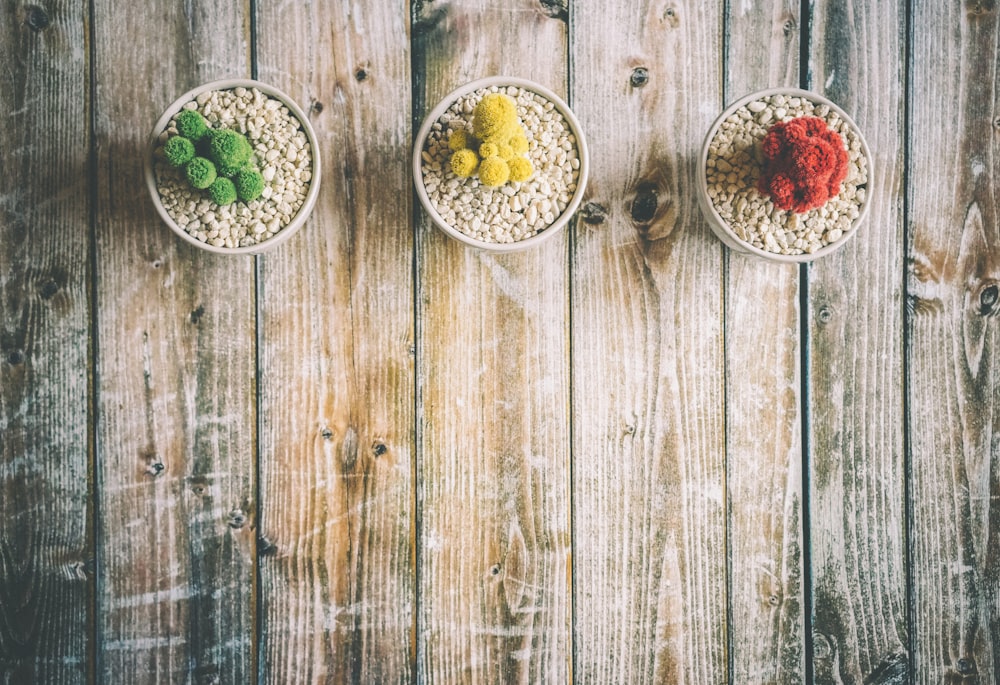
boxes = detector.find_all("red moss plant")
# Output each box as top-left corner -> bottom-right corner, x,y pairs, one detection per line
756,116 -> 848,213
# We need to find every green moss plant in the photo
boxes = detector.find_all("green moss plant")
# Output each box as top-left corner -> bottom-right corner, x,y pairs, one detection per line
163,135 -> 195,167
176,110 -> 209,142
185,156 -> 217,189
208,177 -> 237,206
209,129 -> 253,171
234,168 -> 265,202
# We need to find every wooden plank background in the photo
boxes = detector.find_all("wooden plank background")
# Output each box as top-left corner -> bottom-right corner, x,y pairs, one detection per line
1,1 -> 998,684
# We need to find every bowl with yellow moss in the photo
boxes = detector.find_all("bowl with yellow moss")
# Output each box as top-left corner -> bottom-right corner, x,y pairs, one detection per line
413,76 -> 589,252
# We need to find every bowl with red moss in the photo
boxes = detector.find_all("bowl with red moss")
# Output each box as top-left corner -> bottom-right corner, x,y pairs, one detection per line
696,88 -> 872,262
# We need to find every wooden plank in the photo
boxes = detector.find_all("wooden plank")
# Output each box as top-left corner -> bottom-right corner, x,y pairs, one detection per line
0,2 -> 91,682
723,2 -> 805,682
92,3 -> 257,682
908,1 -> 1000,683
412,1 -> 572,681
569,1 -> 728,681
807,1 -> 909,682
254,1 -> 415,682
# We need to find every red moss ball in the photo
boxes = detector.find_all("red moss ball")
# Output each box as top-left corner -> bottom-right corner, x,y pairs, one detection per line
756,116 -> 848,213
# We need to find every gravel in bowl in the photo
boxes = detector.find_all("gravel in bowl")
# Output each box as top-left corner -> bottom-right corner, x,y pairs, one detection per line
145,79 -> 321,255
696,88 -> 872,262
414,77 -> 589,252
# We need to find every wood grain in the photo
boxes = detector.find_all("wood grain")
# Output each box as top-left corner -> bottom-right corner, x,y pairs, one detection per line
0,2 -> 91,682
92,2 -> 257,682
255,1 -> 415,682
807,1 -> 909,683
413,1 -> 572,681
570,1 -> 728,681
723,2 -> 805,683
908,1 -> 1000,683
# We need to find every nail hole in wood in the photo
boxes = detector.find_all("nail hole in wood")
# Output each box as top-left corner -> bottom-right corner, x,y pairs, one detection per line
490,564 -> 501,576
147,461 -> 165,477
355,67 -> 368,82
372,441 -> 388,457
321,427 -> 334,440
817,306 -> 833,324
311,100 -> 324,115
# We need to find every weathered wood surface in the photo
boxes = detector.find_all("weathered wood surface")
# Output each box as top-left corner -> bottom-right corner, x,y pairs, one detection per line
808,1 -> 909,683
909,2 -> 1000,684
255,0 -> 415,682
570,2 -> 728,681
0,2 -> 91,683
724,2 -> 805,682
413,1 -> 572,682
92,2 -> 257,682
2,1 -> 999,684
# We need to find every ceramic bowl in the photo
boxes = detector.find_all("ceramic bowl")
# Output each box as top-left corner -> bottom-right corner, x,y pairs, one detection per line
695,87 -> 873,262
145,78 -> 321,255
413,76 -> 589,252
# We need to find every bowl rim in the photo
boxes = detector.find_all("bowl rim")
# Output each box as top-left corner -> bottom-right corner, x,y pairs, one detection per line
695,87 -> 873,263
144,78 -> 322,255
412,76 -> 590,252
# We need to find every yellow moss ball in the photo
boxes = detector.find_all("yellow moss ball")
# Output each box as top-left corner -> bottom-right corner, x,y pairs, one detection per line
478,156 -> 510,187
473,94 -> 518,141
450,148 -> 479,177
508,156 -> 534,183
449,129 -> 471,151
509,131 -> 529,155
478,142 -> 499,159
497,143 -> 515,161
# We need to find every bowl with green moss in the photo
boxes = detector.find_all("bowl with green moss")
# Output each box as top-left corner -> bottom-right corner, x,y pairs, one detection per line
413,76 -> 589,251
145,79 -> 321,255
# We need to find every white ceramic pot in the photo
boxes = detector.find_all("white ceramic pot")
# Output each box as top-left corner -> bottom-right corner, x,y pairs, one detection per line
413,76 -> 589,252
145,78 -> 321,255
696,87 -> 872,262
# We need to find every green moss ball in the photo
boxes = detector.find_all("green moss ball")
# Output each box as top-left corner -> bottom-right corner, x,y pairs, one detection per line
185,156 -> 217,189
208,177 -> 237,206
176,110 -> 209,141
163,135 -> 195,167
234,167 -> 265,202
209,129 -> 253,169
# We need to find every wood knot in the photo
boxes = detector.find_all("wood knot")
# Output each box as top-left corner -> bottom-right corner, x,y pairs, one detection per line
6,349 -> 24,365
311,100 -> 324,115
956,657 -> 977,675
663,6 -> 680,28
538,0 -> 568,21
581,202 -> 608,224
227,509 -> 247,529
355,65 -> 369,82
190,304 -> 205,324
145,459 -> 165,477
489,563 -> 501,576
866,651 -> 909,684
258,536 -> 278,556
372,441 -> 388,457
976,280 -> 1000,316
630,183 -> 658,223
188,476 -> 210,497
23,5 -> 50,32
781,15 -> 797,36
630,67 -> 649,88
320,427 -> 334,440
39,271 -> 64,300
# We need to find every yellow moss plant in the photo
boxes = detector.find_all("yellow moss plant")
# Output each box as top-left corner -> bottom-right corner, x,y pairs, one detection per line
446,92 -> 535,187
